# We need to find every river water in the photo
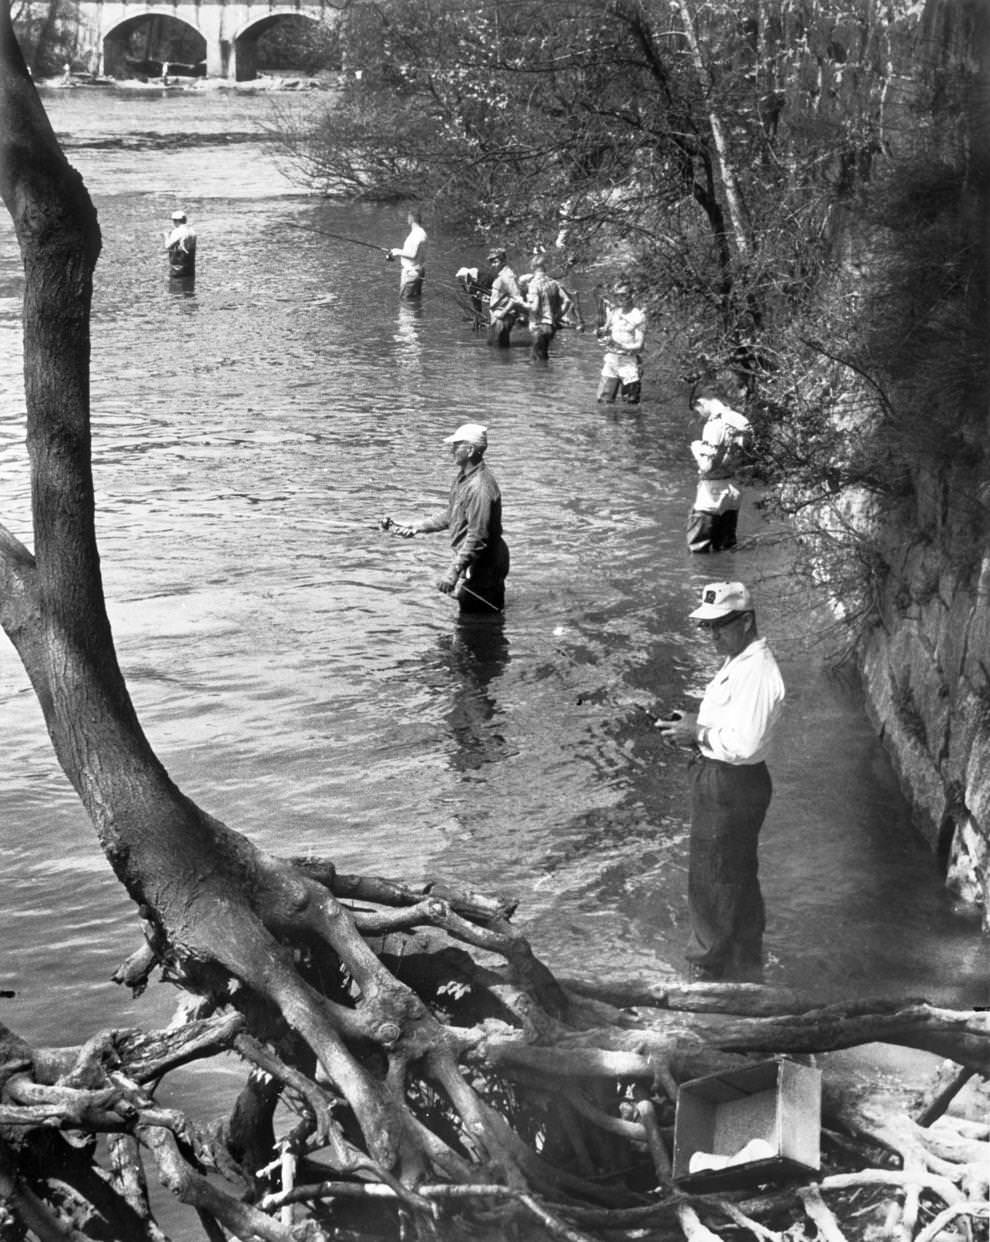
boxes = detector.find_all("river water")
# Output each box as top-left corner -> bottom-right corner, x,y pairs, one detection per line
1,87 -> 987,1062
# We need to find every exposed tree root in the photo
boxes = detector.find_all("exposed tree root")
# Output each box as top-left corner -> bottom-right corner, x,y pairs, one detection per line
1,868 -> 988,1241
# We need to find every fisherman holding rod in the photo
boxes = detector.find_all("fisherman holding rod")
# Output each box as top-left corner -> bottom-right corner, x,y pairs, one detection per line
386,208 -> 428,300
283,216 -> 424,293
382,422 -> 509,614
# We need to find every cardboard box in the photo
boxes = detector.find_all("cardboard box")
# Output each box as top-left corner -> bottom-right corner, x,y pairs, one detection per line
672,1059 -> 821,1192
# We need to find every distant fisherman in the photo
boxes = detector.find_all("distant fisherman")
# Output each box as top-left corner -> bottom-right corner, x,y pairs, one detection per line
687,387 -> 753,554
455,265 -> 494,332
486,248 -> 526,348
164,209 -> 196,279
524,253 -> 574,361
388,209 -> 428,299
596,281 -> 645,404
387,422 -> 510,614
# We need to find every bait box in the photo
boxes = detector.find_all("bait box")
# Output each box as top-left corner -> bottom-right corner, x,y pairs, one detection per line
672,1059 -> 821,1192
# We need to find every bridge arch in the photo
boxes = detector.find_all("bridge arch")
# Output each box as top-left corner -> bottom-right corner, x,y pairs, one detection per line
101,11 -> 205,78
228,12 -> 323,82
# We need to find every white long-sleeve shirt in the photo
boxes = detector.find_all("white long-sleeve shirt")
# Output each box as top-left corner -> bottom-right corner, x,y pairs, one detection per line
394,222 -> 427,274
696,638 -> 784,765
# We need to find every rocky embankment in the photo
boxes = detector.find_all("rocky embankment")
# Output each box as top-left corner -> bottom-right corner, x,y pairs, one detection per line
858,465 -> 990,927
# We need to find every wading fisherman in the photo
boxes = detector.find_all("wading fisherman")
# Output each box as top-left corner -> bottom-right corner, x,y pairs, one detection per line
596,282 -> 645,403
656,582 -> 784,981
687,388 -> 753,554
486,248 -> 526,348
455,265 -> 495,331
164,209 -> 196,279
387,209 -> 428,299
524,253 -> 574,361
387,423 -> 510,614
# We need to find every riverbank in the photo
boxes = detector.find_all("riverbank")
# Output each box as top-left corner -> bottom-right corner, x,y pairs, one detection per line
42,71 -> 331,93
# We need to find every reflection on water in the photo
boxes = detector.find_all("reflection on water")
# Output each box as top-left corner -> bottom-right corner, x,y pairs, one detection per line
440,617 -> 512,774
0,89 -> 986,1060
392,300 -> 425,371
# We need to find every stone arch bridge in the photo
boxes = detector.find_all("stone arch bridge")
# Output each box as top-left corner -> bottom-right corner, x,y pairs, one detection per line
77,0 -> 339,81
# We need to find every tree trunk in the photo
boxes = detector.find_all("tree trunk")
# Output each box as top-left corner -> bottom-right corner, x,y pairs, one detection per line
670,0 -> 753,261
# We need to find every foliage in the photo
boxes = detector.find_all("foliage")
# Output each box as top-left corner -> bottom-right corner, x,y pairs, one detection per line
754,0 -> 990,644
254,16 -> 341,75
11,0 -> 81,74
287,2 -> 922,313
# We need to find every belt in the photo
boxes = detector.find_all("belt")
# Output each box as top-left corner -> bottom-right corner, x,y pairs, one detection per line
690,750 -> 764,769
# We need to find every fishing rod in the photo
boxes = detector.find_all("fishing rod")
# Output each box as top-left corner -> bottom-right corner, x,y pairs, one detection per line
284,220 -> 391,255
378,516 -> 503,614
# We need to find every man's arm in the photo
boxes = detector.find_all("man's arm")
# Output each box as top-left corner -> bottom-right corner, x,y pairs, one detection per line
625,311 -> 646,353
389,228 -> 425,263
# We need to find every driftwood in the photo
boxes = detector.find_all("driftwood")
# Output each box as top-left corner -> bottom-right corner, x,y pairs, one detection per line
1,864 -> 988,1240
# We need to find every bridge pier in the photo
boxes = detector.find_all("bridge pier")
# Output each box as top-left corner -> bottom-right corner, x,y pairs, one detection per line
205,38 -> 228,78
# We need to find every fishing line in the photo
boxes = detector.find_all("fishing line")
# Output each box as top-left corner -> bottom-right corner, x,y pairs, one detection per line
378,516 -> 503,614
283,220 -> 390,254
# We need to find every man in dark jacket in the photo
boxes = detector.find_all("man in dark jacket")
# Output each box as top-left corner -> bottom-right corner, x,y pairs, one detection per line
486,249 -> 525,348
389,423 -> 510,613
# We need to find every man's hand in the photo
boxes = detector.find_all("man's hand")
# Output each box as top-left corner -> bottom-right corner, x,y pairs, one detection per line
391,523 -> 417,538
655,710 -> 699,746
437,569 -> 461,595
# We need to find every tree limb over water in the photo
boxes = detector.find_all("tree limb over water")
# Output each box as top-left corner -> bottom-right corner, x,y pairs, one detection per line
1,1 -> 988,1240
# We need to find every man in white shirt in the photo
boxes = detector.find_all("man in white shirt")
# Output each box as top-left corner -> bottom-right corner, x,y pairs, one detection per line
388,209 -> 428,299
596,282 -> 646,403
657,581 -> 785,980
687,389 -> 753,553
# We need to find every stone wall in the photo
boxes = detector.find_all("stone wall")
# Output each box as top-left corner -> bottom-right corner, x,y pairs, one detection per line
856,469 -> 990,927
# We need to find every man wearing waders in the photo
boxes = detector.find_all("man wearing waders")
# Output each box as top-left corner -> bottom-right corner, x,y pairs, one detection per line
164,209 -> 196,279
596,281 -> 645,403
687,389 -> 753,554
388,209 -> 428,299
656,582 -> 784,980
387,423 -> 510,614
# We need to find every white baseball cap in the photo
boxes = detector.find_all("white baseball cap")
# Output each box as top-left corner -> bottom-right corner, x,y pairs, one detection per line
171,210 -> 186,221
689,581 -> 753,620
444,422 -> 488,448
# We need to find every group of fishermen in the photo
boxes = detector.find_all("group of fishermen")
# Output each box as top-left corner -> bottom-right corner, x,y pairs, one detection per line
380,207 -> 783,985
454,246 -> 579,360
388,210 -> 648,394
163,200 -> 782,985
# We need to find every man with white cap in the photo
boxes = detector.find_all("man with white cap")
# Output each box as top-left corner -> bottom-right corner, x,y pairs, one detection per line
388,423 -> 510,613
163,209 -> 196,279
656,581 -> 784,980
